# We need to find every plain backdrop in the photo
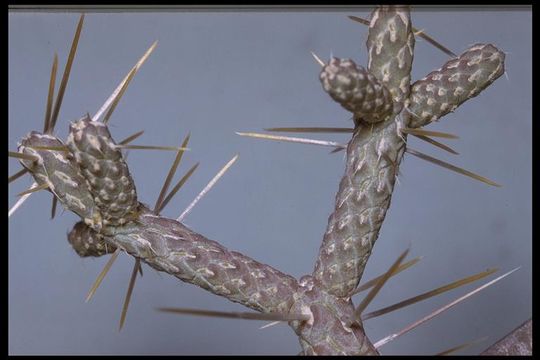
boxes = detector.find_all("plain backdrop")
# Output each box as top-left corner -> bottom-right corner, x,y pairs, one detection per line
8,7 -> 531,355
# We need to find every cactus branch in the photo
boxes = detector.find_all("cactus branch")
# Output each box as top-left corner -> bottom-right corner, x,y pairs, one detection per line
312,119 -> 407,297
367,6 -> 415,109
405,44 -> 505,128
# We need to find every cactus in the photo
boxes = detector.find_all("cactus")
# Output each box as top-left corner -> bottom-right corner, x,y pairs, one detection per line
8,8 -> 531,355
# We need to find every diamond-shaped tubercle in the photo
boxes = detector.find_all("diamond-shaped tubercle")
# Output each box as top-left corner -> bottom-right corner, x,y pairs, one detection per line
320,58 -> 394,124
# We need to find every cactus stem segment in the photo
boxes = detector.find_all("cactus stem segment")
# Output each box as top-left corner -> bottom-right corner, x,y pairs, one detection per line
319,58 -> 394,124
405,43 -> 505,128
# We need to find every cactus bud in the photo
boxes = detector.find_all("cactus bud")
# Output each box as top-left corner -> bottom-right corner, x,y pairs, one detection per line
68,221 -> 116,257
320,58 -> 394,124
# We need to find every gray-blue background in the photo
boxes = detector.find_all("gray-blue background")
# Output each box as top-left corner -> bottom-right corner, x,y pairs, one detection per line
8,8 -> 531,355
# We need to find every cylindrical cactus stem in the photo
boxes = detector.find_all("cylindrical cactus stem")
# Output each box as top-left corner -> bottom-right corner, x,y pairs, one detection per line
319,58 -> 394,125
367,5 -> 415,110
406,43 -> 505,128
66,115 -> 139,226
67,221 -> 117,257
313,120 -> 406,298
17,132 -> 103,230
102,205 -> 299,314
